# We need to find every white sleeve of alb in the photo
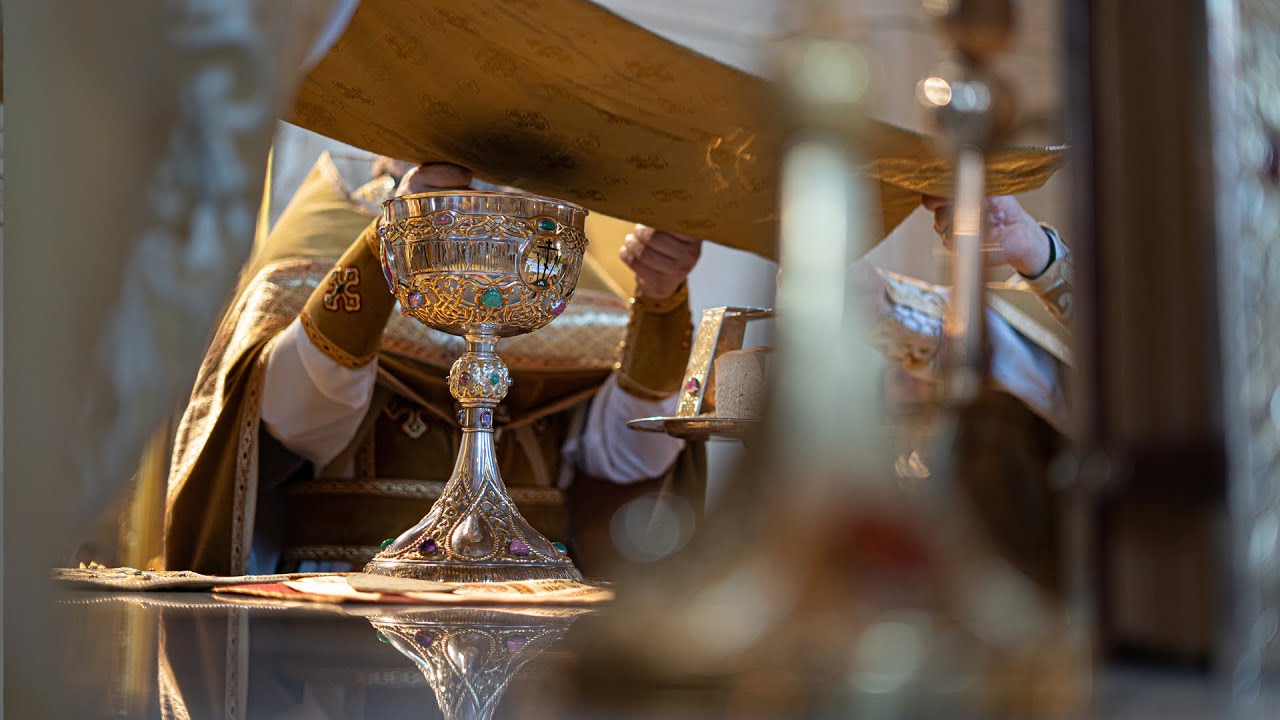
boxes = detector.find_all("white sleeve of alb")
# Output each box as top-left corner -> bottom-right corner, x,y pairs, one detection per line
260,318 -> 377,469
562,375 -> 685,485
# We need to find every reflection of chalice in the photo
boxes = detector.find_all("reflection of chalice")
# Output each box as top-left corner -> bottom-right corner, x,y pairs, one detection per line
365,191 -> 587,583
371,607 -> 585,720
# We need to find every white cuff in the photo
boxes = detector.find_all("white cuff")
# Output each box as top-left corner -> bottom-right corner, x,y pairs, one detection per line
563,375 -> 684,485
261,318 -> 377,469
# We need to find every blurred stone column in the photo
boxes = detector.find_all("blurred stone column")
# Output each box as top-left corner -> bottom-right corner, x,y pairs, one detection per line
4,2 -> 351,715
1207,0 -> 1280,712
1064,0 -> 1227,664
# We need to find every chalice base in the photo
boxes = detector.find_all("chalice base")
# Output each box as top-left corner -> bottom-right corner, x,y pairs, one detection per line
364,559 -> 580,584
364,412 -> 582,584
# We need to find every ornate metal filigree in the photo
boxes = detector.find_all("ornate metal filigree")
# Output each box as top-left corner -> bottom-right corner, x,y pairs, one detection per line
448,352 -> 511,403
397,273 -> 569,337
385,211 -> 586,252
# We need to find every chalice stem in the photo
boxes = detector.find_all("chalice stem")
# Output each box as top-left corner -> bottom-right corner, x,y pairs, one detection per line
364,331 -> 582,582
453,333 -> 504,521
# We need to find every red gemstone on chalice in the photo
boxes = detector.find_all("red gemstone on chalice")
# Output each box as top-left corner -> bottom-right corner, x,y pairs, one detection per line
550,298 -> 567,316
684,377 -> 701,394
459,372 -> 472,384
433,213 -> 453,227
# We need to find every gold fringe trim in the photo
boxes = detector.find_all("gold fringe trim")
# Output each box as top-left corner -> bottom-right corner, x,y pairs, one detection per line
299,310 -> 379,369
629,282 -> 689,313
615,370 -> 678,401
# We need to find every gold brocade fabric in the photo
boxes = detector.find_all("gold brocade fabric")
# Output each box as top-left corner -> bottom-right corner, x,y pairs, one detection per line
290,0 -> 1066,260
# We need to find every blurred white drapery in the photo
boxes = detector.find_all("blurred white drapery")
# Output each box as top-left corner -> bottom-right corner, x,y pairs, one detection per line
5,1 -> 355,714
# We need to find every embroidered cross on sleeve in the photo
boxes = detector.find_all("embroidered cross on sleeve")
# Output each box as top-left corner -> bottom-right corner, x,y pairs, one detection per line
323,266 -> 363,312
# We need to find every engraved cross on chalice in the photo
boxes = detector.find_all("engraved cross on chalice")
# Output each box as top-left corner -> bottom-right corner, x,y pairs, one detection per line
366,191 -> 587,583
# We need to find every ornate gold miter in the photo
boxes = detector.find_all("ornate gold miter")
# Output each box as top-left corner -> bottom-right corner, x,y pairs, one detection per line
367,191 -> 588,583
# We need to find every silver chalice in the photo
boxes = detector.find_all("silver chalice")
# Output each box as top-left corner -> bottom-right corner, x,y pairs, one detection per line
366,191 -> 587,583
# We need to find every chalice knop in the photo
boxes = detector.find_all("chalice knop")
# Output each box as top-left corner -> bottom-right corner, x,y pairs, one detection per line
366,191 -> 586,583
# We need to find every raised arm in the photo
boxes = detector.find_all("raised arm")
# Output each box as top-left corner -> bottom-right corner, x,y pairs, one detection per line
857,195 -> 1073,430
923,194 -> 1073,324
569,226 -> 701,483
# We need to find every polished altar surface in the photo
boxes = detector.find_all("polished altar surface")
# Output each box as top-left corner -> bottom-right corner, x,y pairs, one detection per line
55,590 -> 1274,720
61,590 -> 586,720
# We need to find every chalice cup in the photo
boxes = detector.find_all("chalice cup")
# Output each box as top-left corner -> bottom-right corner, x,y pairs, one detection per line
365,191 -> 587,583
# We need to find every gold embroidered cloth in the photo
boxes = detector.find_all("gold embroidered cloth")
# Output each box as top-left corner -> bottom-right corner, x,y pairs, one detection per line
51,566 -> 328,592
290,0 -> 1066,260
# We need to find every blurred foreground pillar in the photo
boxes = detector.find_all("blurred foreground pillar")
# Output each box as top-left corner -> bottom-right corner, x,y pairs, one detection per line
1067,2 -> 1280,704
1206,0 -> 1280,711
4,2 -> 350,715
1065,0 -> 1227,663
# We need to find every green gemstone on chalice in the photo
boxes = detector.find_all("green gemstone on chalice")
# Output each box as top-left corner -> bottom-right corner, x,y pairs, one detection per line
538,218 -> 557,232
481,288 -> 504,307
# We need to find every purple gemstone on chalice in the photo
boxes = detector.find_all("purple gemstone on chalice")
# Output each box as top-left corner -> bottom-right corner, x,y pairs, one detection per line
406,292 -> 426,309
480,410 -> 492,427
419,538 -> 437,554
433,213 -> 453,227
416,631 -> 436,645
457,410 -> 465,424
550,298 -> 567,316
505,636 -> 528,652
508,539 -> 530,556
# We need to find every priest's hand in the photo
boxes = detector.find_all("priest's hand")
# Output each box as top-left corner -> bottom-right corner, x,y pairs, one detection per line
621,225 -> 703,300
922,194 -> 1052,278
394,162 -> 473,195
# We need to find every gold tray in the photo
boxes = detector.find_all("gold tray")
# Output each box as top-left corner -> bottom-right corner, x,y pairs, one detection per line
627,416 -> 760,443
